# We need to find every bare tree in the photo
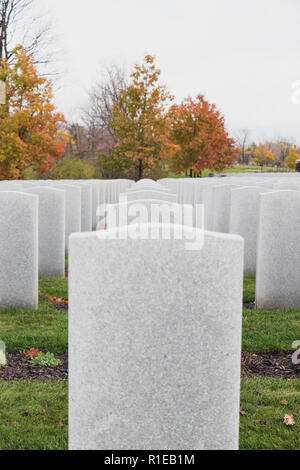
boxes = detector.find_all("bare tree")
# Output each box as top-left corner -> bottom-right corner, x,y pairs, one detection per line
0,0 -> 58,73
83,64 -> 128,149
235,128 -> 250,164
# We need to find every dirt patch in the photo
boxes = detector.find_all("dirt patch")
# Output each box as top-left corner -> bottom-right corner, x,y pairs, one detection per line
0,351 -> 68,381
242,352 -> 300,379
54,302 -> 68,311
243,302 -> 255,310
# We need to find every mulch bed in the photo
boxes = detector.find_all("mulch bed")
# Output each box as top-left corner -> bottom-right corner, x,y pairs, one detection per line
0,351 -> 299,381
242,352 -> 300,379
0,352 -> 68,382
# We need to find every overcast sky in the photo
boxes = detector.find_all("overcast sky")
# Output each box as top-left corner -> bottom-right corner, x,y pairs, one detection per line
40,0 -> 300,143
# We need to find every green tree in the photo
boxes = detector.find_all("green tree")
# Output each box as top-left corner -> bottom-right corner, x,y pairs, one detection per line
50,156 -> 94,180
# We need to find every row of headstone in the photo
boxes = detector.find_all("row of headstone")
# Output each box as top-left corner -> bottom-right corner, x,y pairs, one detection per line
69,178 -> 246,449
159,174 -> 300,309
0,179 -> 133,309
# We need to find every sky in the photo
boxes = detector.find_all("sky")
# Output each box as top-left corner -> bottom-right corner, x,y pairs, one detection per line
39,0 -> 300,143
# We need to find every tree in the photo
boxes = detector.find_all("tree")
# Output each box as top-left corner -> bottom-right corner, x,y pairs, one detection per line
85,64 -> 127,142
169,94 -> 238,175
0,0 -> 56,69
285,147 -> 299,169
110,54 -> 178,179
50,155 -> 94,180
235,128 -> 249,164
252,144 -> 275,167
0,46 -> 66,179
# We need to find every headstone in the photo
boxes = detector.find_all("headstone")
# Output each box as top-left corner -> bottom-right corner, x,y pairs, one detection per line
0,192 -> 38,309
0,340 -> 6,366
229,186 -> 271,274
24,187 -> 66,278
212,184 -> 240,233
124,190 -> 177,203
52,184 -> 81,251
75,182 -> 93,232
256,190 -> 300,309
69,227 -> 243,450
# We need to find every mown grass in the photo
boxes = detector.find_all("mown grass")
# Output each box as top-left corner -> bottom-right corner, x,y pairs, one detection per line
1,274 -> 299,355
0,380 -> 68,450
0,272 -> 299,450
201,165 -> 294,177
240,378 -> 300,450
242,274 -> 300,353
0,278 -> 68,354
0,378 -> 298,450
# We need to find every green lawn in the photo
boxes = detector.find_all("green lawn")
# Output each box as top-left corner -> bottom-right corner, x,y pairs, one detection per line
0,273 -> 299,450
0,378 -> 299,450
0,278 -> 68,354
0,380 -> 68,450
201,165 -> 294,177
242,275 -> 300,353
240,378 -> 300,450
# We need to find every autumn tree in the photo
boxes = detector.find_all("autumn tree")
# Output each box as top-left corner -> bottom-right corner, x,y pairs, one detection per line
0,46 -> 65,179
109,54 -> 178,179
169,94 -> 238,175
252,144 -> 275,168
285,147 -> 299,169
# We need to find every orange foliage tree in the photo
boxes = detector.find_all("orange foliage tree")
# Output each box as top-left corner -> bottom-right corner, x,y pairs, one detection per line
169,94 -> 238,175
0,46 -> 66,180
109,54 -> 178,179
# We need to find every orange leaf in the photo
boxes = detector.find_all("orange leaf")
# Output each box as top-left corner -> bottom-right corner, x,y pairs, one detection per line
283,414 -> 295,426
25,348 -> 40,357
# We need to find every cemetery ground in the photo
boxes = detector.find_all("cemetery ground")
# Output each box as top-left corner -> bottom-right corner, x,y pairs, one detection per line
0,271 -> 299,450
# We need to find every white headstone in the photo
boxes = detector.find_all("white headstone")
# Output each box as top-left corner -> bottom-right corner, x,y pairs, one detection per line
0,192 -> 38,308
23,187 -> 66,278
69,227 -> 243,450
212,184 -> 240,233
52,184 -> 81,251
256,190 -> 300,309
229,186 -> 271,274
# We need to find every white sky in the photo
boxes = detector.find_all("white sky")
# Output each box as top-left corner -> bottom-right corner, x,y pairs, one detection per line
40,0 -> 300,143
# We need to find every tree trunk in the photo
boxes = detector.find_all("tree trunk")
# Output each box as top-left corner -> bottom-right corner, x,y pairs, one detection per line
138,158 -> 143,180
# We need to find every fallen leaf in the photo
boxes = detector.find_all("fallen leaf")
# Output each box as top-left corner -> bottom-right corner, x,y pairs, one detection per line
24,348 -> 40,357
283,414 -> 295,426
281,400 -> 288,406
240,408 -> 246,416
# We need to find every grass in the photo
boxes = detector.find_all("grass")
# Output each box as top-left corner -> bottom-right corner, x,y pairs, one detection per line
0,380 -> 68,450
1,273 -> 299,356
0,378 -> 299,450
242,274 -> 300,353
243,273 -> 256,303
0,278 -> 68,354
0,272 -> 299,450
240,378 -> 300,450
201,165 -> 294,177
